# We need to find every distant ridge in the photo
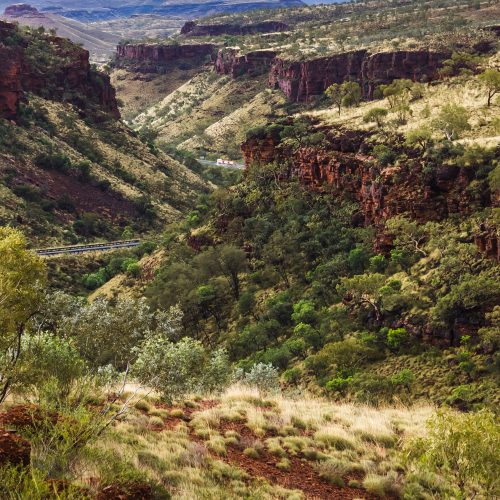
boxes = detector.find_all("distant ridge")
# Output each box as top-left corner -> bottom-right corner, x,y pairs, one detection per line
1,3 -> 119,61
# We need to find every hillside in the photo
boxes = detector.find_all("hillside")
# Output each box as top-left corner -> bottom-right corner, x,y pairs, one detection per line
113,0 -> 499,161
106,0 -> 500,409
0,20 -> 209,246
0,0 -> 499,499
1,3 -> 119,62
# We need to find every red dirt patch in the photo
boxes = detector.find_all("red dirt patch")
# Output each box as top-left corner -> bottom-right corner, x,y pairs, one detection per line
96,483 -> 153,500
0,428 -> 30,466
215,421 -> 376,500
0,404 -> 59,430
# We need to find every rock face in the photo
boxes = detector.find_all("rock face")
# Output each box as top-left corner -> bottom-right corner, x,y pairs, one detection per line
269,49 -> 450,102
0,20 -> 119,119
361,50 -> 450,98
116,43 -> 216,72
3,3 -> 40,16
242,129 -> 487,234
181,20 -> 289,36
268,50 -> 368,102
216,47 -> 449,102
215,48 -> 277,78
0,46 -> 22,119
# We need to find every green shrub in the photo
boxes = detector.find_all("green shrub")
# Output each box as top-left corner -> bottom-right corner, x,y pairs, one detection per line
133,337 -> 231,402
235,363 -> 279,393
406,410 -> 499,497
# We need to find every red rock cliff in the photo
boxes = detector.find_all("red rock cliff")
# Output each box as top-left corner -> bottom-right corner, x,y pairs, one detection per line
242,131 -> 486,236
0,20 -> 119,119
116,43 -> 216,71
0,46 -> 22,119
215,48 -> 277,78
268,49 -> 449,102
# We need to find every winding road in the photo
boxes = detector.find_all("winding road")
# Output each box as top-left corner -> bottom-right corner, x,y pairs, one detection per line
35,239 -> 141,257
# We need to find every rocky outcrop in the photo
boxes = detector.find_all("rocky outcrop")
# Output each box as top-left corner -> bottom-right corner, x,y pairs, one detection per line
361,50 -> 450,98
242,130 -> 486,235
475,225 -> 499,262
268,49 -> 449,102
116,43 -> 216,72
3,3 -> 40,16
269,50 -> 368,102
181,20 -> 288,36
0,20 -> 119,119
0,46 -> 22,119
215,48 -> 277,78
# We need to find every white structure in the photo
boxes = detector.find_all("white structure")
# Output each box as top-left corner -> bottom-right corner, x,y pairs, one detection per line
216,158 -> 235,166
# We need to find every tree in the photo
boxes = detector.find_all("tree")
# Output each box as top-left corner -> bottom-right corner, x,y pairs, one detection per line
0,227 -> 47,402
325,83 -> 343,114
478,69 -> 500,107
407,410 -> 499,497
336,273 -> 387,322
405,125 -> 433,150
380,79 -> 413,109
363,107 -> 388,128
433,103 -> 471,140
386,216 -> 431,257
325,81 -> 362,114
195,245 -> 248,300
341,81 -> 362,107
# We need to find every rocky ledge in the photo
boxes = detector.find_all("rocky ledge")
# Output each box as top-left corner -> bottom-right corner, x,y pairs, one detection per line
269,49 -> 450,102
241,129 -> 490,239
215,48 -> 277,78
115,43 -> 216,72
0,20 -> 119,119
214,47 -> 450,102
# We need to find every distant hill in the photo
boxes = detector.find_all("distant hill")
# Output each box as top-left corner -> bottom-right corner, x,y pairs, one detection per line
1,4 -> 119,62
1,0 -> 305,22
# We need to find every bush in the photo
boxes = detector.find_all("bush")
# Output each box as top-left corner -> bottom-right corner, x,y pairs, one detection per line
372,145 -> 396,166
36,152 -> 71,172
390,369 -> 414,389
406,410 -> 499,497
126,262 -> 141,277
16,332 -> 86,401
385,327 -> 410,350
325,375 -> 352,394
235,363 -> 279,393
292,300 -> 318,325
282,367 -> 301,384
133,337 -> 231,402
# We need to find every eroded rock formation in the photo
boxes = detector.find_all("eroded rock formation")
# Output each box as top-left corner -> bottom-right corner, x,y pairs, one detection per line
116,43 -> 216,72
0,20 -> 119,119
269,49 -> 449,102
242,129 -> 488,238
0,46 -> 22,119
215,48 -> 277,78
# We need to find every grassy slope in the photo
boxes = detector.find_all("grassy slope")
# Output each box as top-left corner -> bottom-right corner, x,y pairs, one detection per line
5,385 -> 434,498
309,67 -> 500,146
0,96 -> 210,246
131,72 -> 287,159
111,67 -> 208,122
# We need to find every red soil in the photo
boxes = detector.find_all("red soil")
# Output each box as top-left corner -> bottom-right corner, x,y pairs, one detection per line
96,483 -> 153,500
218,420 -> 375,500
145,400 -> 377,499
0,428 -> 31,466
0,404 -> 59,430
